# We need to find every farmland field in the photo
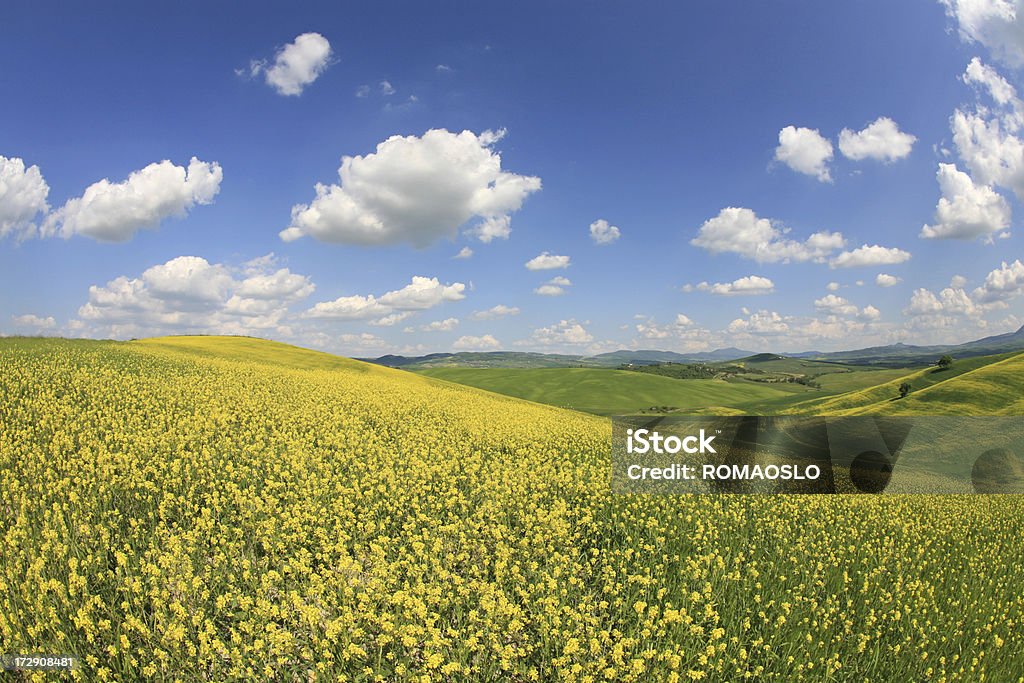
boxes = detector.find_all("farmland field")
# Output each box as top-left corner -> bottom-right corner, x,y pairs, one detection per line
414,367 -> 804,415
2,336 -> 1023,681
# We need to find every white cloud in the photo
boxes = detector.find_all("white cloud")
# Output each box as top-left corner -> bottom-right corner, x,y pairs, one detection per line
727,310 -> 791,335
420,317 -> 459,332
951,274 -> 969,288
973,259 -> 1024,302
254,33 -> 332,96
236,268 -> 316,300
76,255 -> 315,338
814,294 -> 860,316
468,215 -> 511,243
535,275 -> 572,296
589,219 -> 621,245
951,59 -> 1024,199
691,275 -> 775,296
632,314 -> 715,352
921,163 -> 1011,240
281,129 -> 540,246
525,251 -> 571,270
379,80 -> 395,95
305,276 -> 464,321
906,286 -> 982,317
337,333 -> 389,354
355,85 -> 370,98
453,334 -> 500,350
469,304 -> 519,320
876,273 -> 902,287
859,305 -> 882,321
838,117 -> 917,162
829,244 -> 911,268
40,157 -> 222,242
826,281 -> 841,292
691,207 -> 845,263
454,246 -> 473,259
525,319 -> 593,346
436,64 -> 453,73
378,276 -> 466,309
0,156 -> 49,240
941,0 -> 1024,68
304,295 -> 390,320
775,125 -> 833,181
368,312 -> 414,327
11,314 -> 56,330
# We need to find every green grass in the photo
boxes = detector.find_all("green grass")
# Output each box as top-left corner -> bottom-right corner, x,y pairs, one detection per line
788,351 -> 1024,415
414,367 -> 796,415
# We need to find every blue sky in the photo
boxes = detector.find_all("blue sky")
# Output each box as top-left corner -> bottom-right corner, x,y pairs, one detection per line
3,1 -> 1024,355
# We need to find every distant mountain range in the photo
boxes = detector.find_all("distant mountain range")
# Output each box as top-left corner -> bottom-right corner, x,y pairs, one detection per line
362,326 -> 1024,370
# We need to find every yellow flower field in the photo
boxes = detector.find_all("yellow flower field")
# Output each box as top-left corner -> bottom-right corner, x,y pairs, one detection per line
1,336 -> 1022,681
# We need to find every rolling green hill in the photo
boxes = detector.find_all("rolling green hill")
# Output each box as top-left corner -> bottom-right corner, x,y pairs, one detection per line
414,367 -> 799,415
788,351 -> 1024,415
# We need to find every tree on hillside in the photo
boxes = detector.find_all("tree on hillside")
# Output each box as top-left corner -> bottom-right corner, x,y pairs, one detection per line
898,381 -> 912,399
937,354 -> 953,370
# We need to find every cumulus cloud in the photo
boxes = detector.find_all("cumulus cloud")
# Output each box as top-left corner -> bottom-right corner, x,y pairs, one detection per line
921,163 -> 1011,240
973,259 -> 1024,302
0,156 -> 49,240
453,334 -> 500,350
814,294 -> 860,316
727,310 -> 791,335
337,333 -> 388,354
418,317 -> 459,332
688,275 -> 775,296
379,80 -> 395,95
589,219 -> 621,245
775,125 -> 833,181
454,246 -> 473,259
838,117 -> 917,162
250,32 -> 333,96
941,0 -> 1024,68
281,129 -> 540,247
305,276 -> 465,322
40,158 -> 222,242
470,304 -> 520,320
905,287 -> 982,320
952,58 -> 1024,200
876,273 -> 902,287
951,274 -> 969,288
11,314 -> 56,330
632,314 -> 715,351
535,276 -> 571,296
829,244 -> 911,268
826,281 -> 841,292
75,255 -> 315,338
691,207 -> 845,263
525,251 -> 571,270
468,215 -> 511,243
814,294 -> 879,320
524,319 -> 593,346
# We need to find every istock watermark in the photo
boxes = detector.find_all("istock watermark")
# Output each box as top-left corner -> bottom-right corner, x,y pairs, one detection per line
611,415 -> 1024,494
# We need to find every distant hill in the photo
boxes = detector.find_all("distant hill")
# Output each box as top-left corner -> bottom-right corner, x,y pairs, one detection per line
361,351 -> 603,369
363,326 -> 1024,370
799,325 -> 1024,366
365,347 -> 757,369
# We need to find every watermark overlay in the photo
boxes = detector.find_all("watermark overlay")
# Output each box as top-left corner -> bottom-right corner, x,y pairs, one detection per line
1,654 -> 79,671
612,415 -> 1024,494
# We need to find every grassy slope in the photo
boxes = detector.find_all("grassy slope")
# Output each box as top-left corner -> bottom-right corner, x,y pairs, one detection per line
414,367 -> 794,415
787,351 -> 1024,415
